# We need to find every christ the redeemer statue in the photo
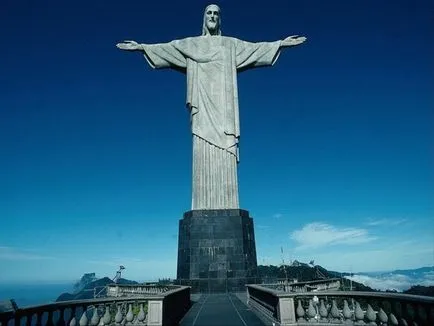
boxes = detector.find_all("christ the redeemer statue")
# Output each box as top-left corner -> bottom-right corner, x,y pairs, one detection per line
117,4 -> 306,210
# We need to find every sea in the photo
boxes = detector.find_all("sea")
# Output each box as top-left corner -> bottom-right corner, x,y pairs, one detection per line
0,283 -> 73,307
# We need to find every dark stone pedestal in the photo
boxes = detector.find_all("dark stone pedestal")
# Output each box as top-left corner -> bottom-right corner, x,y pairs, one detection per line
176,209 -> 259,293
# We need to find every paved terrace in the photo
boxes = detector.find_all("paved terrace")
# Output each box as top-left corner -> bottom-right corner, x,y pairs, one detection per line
180,293 -> 265,326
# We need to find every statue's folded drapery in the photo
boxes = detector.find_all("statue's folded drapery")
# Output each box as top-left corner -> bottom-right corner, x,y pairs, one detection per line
141,36 -> 281,209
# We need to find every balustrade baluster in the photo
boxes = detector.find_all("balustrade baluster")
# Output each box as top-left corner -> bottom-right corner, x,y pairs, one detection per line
126,304 -> 134,323
389,313 -> 398,326
343,299 -> 352,323
366,304 -> 376,325
56,309 -> 66,326
68,307 -> 77,326
378,308 -> 388,324
46,310 -> 54,326
79,310 -> 88,326
90,307 -> 100,326
114,305 -> 123,324
330,300 -> 340,322
69,316 -> 77,326
296,299 -> 305,322
35,312 -> 42,326
307,300 -> 316,321
391,300 -> 403,323
101,306 -> 111,325
319,299 -> 328,321
354,301 -> 364,324
137,303 -> 146,323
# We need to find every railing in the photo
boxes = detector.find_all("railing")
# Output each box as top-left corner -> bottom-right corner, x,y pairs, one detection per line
105,285 -> 176,297
262,278 -> 342,293
0,286 -> 190,326
247,284 -> 434,326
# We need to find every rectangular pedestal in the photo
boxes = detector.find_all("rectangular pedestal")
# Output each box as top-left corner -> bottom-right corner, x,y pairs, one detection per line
176,209 -> 259,292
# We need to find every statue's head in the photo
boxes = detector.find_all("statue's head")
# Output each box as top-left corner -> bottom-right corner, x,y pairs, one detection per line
202,4 -> 221,36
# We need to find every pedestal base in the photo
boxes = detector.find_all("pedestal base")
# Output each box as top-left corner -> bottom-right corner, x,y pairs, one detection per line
176,209 -> 259,293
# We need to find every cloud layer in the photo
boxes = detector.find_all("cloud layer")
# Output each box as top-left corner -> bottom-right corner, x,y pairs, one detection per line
290,223 -> 375,250
347,271 -> 434,292
365,218 -> 407,226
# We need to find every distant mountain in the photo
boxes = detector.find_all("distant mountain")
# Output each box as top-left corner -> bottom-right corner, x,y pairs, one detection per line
257,263 -> 374,292
57,266 -> 433,301
72,273 -> 97,293
403,285 -> 434,297
56,277 -> 138,302
258,264 -> 434,294
390,267 -> 434,277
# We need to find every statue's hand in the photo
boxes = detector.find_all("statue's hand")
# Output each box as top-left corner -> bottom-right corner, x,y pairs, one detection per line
281,35 -> 307,47
116,40 -> 143,51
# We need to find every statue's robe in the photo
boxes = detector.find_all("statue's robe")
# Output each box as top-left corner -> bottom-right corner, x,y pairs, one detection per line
142,36 -> 281,209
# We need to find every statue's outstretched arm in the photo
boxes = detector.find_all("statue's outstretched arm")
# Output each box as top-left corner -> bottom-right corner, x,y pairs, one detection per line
280,35 -> 307,48
116,39 -> 187,70
116,40 -> 145,51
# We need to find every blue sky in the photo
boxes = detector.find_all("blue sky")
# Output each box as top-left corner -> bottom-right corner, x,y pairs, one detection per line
1,0 -> 433,283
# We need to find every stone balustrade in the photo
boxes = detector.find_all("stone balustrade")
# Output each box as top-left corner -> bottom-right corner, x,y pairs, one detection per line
0,286 -> 190,326
263,278 -> 342,293
106,285 -> 175,298
247,284 -> 434,326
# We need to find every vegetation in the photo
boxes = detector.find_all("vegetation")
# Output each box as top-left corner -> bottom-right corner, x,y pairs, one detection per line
403,285 -> 434,297
57,275 -> 138,301
258,263 -> 375,292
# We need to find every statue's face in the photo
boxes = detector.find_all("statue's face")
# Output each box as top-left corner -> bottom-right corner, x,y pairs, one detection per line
205,5 -> 220,34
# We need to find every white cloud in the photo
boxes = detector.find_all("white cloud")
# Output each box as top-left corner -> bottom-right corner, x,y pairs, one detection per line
0,246 -> 54,261
366,218 -> 407,226
347,272 -> 434,292
273,213 -> 283,219
290,223 -> 376,250
291,243 -> 433,273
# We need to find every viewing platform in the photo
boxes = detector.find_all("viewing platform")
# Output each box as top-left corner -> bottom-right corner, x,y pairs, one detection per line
1,282 -> 433,326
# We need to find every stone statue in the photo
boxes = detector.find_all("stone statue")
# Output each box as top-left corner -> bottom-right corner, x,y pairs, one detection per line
117,4 -> 306,210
